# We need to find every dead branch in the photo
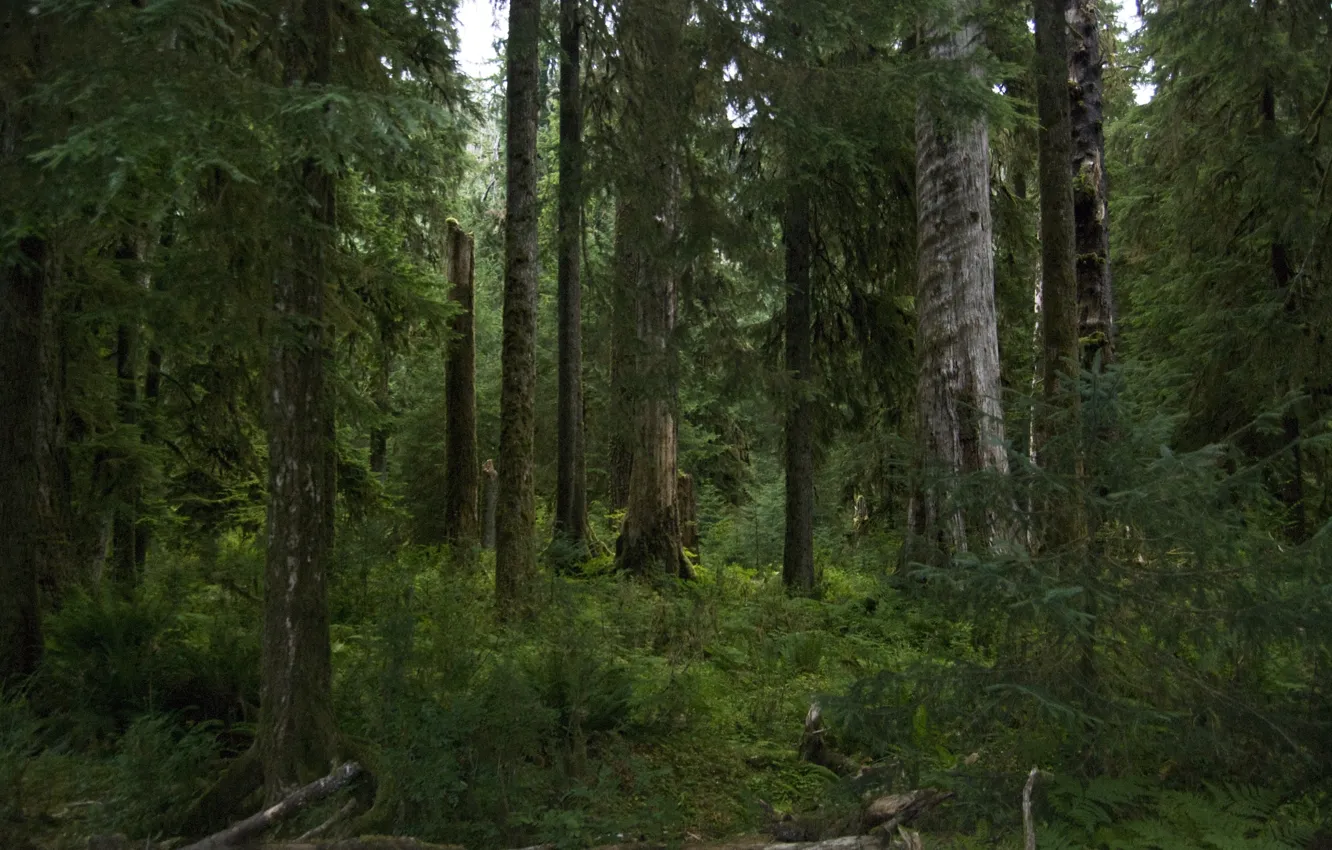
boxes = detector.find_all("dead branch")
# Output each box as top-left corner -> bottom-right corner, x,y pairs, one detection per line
179,761 -> 364,850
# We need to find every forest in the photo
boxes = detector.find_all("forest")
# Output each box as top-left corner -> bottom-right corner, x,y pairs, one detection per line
1,0 -> 1330,847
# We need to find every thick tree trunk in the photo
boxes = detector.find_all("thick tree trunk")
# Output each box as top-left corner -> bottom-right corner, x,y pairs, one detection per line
496,0 -> 541,617
259,0 -> 337,802
1068,0 -> 1114,368
1,5 -> 56,685
782,185 -> 816,595
0,235 -> 54,685
613,0 -> 689,580
442,220 -> 479,547
907,3 -> 1008,558
607,198 -> 637,511
554,0 -> 587,552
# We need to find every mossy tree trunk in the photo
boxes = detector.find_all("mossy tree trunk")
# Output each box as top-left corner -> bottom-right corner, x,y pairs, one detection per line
613,0 -> 690,580
496,0 -> 541,616
907,0 -> 1009,559
1068,0 -> 1114,369
259,0 -> 338,802
782,184 -> 816,595
442,220 -> 479,547
554,0 -> 587,554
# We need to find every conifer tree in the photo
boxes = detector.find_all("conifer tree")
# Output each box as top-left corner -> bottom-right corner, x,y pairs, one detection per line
0,3 -> 57,684
907,0 -> 1008,557
1068,0 -> 1114,366
783,183 -> 816,594
497,0 -> 541,612
613,0 -> 691,579
258,0 -> 338,801
443,220 -> 479,547
554,0 -> 588,554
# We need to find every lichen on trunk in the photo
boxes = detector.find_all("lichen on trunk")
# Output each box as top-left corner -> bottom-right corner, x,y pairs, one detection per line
907,1 -> 1009,559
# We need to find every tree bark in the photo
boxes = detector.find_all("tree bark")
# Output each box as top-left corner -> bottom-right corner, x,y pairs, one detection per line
554,0 -> 587,552
782,185 -> 816,595
1036,0 -> 1086,558
613,0 -> 689,580
369,321 -> 391,483
907,1 -> 1009,558
1068,0 -> 1114,368
607,197 -> 637,511
0,3 -> 56,685
0,234 -> 54,686
442,220 -> 479,547
496,0 -> 541,617
259,0 -> 338,803
111,320 -> 140,584
481,459 -> 498,550
1037,0 -> 1079,404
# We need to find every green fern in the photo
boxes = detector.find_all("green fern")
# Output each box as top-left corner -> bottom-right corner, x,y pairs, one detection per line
1047,776 -> 1308,850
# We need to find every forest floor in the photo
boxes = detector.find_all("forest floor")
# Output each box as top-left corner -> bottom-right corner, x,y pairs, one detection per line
4,530 -> 1013,850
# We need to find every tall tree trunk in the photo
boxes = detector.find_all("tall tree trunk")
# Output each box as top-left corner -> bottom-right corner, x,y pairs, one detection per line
782,185 -> 816,595
1037,0 -> 1080,410
1068,0 -> 1114,368
481,459 -> 498,550
613,0 -> 689,580
554,0 -> 587,553
137,343 -> 162,569
496,0 -> 541,617
607,198 -> 637,511
0,235 -> 54,685
369,322 -> 391,482
1,3 -> 56,685
259,0 -> 337,802
907,2 -> 1008,558
111,319 -> 140,584
442,220 -> 479,547
1036,0 -> 1088,646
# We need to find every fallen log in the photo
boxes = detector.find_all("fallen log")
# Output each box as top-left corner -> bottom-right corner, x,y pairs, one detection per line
862,789 -> 953,833
178,761 -> 364,850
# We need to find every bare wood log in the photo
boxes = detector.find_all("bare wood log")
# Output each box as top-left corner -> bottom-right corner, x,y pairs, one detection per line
295,799 -> 359,842
179,761 -> 363,850
1022,767 -> 1040,850
863,789 -> 953,832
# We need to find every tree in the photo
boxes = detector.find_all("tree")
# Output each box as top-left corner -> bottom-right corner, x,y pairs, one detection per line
782,184 -> 816,594
496,0 -> 541,614
1068,0 -> 1114,367
258,0 -> 338,801
0,2 -> 58,685
554,0 -> 587,554
613,0 -> 691,579
907,0 -> 1009,557
607,196 -> 637,512
1036,0 -> 1079,409
442,219 -> 479,547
